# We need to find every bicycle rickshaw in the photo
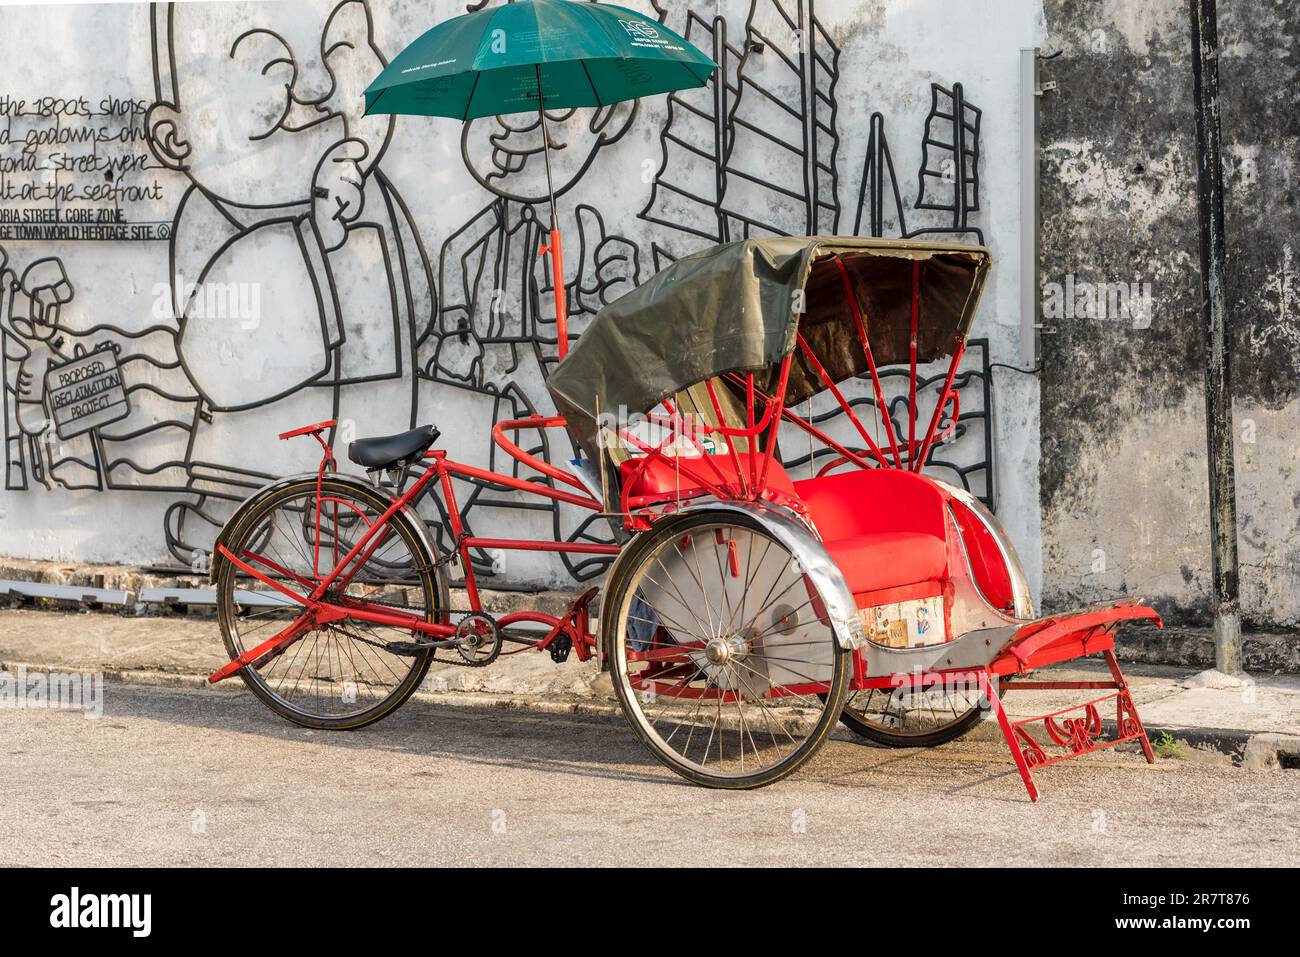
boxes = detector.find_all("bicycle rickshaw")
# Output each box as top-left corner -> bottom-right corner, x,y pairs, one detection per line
207,236 -> 1161,799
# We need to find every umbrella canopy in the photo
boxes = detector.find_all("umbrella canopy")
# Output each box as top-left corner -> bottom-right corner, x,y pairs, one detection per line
364,0 -> 717,360
363,0 -> 718,119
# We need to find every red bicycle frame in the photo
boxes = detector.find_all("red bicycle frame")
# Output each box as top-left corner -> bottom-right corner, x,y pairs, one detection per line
210,417 -> 616,683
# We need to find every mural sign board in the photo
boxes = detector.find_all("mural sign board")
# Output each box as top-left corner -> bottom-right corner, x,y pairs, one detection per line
43,346 -> 130,439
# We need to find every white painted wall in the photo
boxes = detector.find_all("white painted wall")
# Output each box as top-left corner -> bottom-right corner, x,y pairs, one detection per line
0,0 -> 1045,597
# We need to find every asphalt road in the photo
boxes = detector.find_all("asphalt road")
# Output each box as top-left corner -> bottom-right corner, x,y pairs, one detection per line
2,680 -> 1296,867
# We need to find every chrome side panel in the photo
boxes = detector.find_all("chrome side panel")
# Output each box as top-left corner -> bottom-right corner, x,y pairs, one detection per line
942,505 -> 1022,638
860,600 -> 1158,675
858,622 -> 1025,675
607,501 -> 865,650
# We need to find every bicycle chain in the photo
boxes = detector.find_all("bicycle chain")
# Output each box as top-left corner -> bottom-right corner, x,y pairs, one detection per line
428,534 -> 468,572
327,606 -> 485,669
316,535 -> 507,668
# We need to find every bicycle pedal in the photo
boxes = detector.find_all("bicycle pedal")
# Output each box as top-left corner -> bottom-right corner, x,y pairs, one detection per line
548,633 -> 573,664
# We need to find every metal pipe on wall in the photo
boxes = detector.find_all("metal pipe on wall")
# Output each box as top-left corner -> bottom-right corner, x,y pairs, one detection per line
1019,48 -> 1040,368
1189,0 -> 1243,674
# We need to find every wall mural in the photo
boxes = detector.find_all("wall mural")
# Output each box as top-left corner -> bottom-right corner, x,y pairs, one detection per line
0,0 -> 992,586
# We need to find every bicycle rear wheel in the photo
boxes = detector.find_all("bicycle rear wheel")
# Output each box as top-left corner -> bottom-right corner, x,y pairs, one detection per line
215,477 -> 446,730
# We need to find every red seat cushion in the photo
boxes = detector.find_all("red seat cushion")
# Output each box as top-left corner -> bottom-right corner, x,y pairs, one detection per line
794,469 -> 950,594
620,453 -> 796,504
821,531 -> 949,595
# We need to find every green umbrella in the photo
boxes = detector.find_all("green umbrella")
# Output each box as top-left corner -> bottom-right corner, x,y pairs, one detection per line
363,0 -> 717,357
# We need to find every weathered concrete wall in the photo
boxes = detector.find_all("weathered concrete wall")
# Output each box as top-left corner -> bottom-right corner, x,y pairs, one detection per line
0,0 -> 1045,590
1039,0 -> 1299,628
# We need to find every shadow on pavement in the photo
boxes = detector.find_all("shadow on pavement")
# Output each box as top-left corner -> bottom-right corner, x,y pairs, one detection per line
98,680 -> 692,788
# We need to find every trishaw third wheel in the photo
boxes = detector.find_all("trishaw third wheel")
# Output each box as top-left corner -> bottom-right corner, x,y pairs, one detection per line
604,512 -> 851,789
215,477 -> 444,731
839,681 -> 1000,748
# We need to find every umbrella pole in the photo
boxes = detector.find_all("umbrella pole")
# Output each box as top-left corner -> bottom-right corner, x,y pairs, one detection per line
536,65 -> 569,360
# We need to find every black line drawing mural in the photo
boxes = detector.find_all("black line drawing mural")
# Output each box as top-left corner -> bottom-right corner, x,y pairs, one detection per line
1,0 -> 994,584
0,250 -> 104,492
855,83 -> 983,243
416,0 -> 647,581
642,0 -> 840,246
5,0 -> 432,562
642,0 -> 992,516
915,82 -> 982,236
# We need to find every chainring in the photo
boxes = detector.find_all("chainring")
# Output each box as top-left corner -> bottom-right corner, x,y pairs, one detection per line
454,612 -> 503,667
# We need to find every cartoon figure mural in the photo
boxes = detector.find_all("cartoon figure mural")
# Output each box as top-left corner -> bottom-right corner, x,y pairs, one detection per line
0,0 -> 995,586
0,251 -> 96,492
418,0 -> 649,580
141,0 -> 435,563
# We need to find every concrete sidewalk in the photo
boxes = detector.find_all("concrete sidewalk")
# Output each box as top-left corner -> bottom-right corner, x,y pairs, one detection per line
2,608 -> 1299,766
5,555 -> 1300,672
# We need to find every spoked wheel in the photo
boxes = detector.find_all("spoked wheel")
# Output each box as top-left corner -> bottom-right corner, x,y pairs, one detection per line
605,512 -> 850,789
215,477 -> 446,730
839,677 -> 998,748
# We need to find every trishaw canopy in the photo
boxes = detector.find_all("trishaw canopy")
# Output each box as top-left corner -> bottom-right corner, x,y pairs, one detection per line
547,236 -> 991,458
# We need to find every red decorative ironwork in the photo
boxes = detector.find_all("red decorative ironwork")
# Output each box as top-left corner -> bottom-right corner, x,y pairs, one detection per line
996,678 -> 1157,801
1116,690 -> 1142,738
1014,727 -> 1048,768
1044,702 -> 1103,754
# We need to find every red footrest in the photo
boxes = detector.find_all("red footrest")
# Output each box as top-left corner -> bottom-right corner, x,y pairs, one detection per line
983,647 -> 1155,801
1005,688 -> 1149,770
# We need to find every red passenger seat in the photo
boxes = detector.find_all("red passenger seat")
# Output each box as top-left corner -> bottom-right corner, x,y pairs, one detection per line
620,452 -> 796,504
793,469 -> 949,596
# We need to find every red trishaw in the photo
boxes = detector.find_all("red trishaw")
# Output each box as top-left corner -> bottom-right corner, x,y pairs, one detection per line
209,237 -> 1160,799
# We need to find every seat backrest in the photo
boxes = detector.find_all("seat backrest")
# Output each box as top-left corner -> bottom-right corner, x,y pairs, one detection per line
620,451 -> 796,505
793,468 -> 948,541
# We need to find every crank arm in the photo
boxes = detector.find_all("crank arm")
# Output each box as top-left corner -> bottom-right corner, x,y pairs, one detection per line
384,637 -> 466,656
625,641 -> 706,663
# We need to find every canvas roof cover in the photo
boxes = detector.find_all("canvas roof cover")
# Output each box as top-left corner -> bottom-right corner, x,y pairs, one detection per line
546,235 -> 990,458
